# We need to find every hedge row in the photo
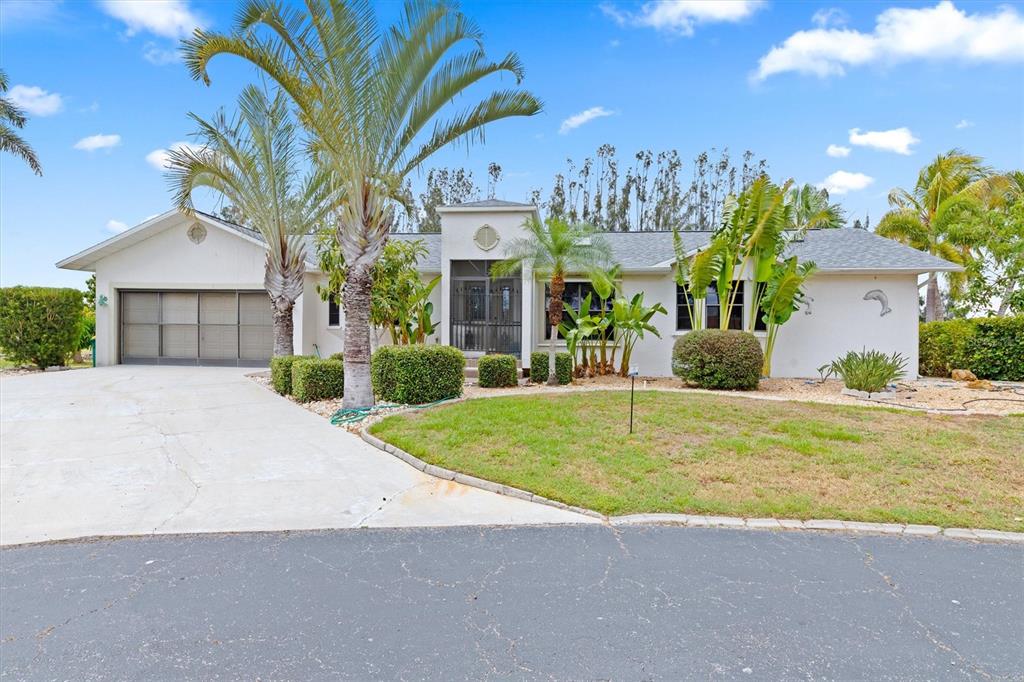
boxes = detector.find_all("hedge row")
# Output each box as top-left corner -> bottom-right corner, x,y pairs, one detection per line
270,354 -> 313,395
671,329 -> 762,390
372,345 -> 464,404
529,351 -> 572,384
0,286 -> 84,369
919,316 -> 1023,380
478,354 -> 518,388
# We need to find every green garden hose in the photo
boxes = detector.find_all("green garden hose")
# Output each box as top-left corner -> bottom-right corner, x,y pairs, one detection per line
329,398 -> 456,426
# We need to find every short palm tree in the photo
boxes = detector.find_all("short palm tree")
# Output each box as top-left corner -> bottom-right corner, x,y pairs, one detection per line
0,69 -> 42,176
877,149 -> 989,321
492,217 -> 611,385
166,86 -> 332,356
184,0 -> 542,407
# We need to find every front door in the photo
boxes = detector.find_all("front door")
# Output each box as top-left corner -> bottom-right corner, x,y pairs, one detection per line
450,261 -> 521,354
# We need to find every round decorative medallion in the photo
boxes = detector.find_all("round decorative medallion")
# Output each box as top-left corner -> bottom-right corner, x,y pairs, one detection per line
473,224 -> 499,251
187,223 -> 207,245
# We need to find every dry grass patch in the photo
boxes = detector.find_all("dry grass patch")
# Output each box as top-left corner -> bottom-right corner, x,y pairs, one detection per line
371,391 -> 1024,531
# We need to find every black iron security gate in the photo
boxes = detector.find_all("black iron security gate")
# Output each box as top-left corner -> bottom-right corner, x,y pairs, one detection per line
450,260 -> 521,354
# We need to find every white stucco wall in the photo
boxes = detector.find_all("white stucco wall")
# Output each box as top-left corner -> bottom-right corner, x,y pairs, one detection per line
438,207 -> 538,365
91,216 -> 268,366
526,271 -> 920,379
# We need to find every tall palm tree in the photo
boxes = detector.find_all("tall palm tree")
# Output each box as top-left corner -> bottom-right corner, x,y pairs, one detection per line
491,217 -> 611,385
877,149 -> 989,322
0,69 -> 42,176
165,86 -> 332,356
184,0 -> 542,407
787,183 -> 844,234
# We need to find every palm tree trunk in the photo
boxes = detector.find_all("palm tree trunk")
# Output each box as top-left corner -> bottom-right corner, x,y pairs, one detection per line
271,300 -> 295,356
925,273 -> 944,322
548,274 -> 566,385
342,261 -> 375,408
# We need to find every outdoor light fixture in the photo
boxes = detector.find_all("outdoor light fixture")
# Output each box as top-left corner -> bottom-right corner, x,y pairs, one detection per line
628,366 -> 639,434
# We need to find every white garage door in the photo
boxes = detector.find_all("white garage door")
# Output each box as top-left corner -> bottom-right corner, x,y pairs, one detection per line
121,290 -> 274,366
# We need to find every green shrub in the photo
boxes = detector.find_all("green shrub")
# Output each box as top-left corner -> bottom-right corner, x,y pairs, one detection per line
918,319 -> 973,377
291,358 -> 345,402
328,351 -> 344,362
478,354 -> 518,388
965,316 -> 1024,381
0,286 -> 84,369
529,351 -> 572,384
823,349 -> 907,393
270,354 -> 312,395
371,344 -> 465,404
672,330 -> 762,390
918,316 -> 1023,380
78,308 -> 96,350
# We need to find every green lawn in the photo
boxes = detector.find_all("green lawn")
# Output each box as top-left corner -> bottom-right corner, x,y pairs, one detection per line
371,392 -> 1024,531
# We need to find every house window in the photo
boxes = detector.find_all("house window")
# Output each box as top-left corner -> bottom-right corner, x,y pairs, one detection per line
676,282 -> 744,331
544,281 -> 612,340
328,296 -> 340,327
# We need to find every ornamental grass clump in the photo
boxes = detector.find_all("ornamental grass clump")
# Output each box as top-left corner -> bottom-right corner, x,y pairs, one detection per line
824,349 -> 907,394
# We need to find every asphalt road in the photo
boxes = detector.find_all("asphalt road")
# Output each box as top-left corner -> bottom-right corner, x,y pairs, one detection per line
1,525 -> 1021,680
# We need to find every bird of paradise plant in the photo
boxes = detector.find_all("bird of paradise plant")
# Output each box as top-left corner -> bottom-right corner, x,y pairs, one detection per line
759,257 -> 817,376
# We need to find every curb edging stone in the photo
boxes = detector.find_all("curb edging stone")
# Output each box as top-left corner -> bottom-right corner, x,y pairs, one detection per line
359,430 -> 1024,543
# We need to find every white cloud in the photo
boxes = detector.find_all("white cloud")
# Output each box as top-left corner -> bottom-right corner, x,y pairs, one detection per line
600,0 -> 764,36
143,42 -> 180,65
74,134 -> 121,152
98,0 -> 205,39
754,1 -> 1024,81
848,127 -> 919,155
818,170 -> 874,195
826,144 -> 851,158
559,106 -> 615,134
145,141 -> 201,170
811,7 -> 848,28
0,0 -> 62,29
955,119 -> 974,129
106,219 -> 129,233
6,84 -> 63,116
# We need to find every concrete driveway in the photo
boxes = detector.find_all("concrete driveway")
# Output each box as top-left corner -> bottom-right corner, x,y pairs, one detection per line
0,366 -> 591,545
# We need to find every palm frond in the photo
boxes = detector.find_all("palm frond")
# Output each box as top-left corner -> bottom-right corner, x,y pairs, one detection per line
0,122 -> 42,175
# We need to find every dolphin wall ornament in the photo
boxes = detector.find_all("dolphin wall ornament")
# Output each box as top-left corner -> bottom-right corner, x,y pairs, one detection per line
863,289 -> 892,317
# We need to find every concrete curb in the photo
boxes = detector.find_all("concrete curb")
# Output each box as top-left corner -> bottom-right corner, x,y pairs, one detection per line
360,430 -> 1024,544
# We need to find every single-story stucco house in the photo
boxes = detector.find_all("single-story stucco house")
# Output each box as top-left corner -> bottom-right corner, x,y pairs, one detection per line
57,199 -> 961,377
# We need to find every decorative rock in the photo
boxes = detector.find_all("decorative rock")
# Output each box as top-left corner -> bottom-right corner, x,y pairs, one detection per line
965,379 -> 993,390
951,369 -> 977,382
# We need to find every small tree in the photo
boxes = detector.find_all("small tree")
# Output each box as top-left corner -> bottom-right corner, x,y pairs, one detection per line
0,287 -> 84,368
492,217 -> 611,385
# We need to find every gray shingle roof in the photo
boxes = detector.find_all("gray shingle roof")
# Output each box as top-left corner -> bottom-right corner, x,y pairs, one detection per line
442,199 -> 535,208
388,228 -> 961,273
208,205 -> 960,275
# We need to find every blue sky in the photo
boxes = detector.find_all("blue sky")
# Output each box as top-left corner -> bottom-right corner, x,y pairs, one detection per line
1,0 -> 1022,288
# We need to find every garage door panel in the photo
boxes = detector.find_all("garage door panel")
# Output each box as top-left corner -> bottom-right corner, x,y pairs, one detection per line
161,324 -> 199,358
201,325 -> 239,360
240,293 -> 273,325
123,324 -> 158,358
122,292 -> 159,324
201,293 -> 237,325
161,293 -> 198,324
240,325 -> 274,360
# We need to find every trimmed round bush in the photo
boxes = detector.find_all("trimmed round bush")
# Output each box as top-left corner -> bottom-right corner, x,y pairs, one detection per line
270,354 -> 313,395
0,286 -> 84,369
529,351 -> 572,384
672,330 -> 762,390
291,358 -> 345,402
478,354 -> 518,388
329,351 -> 344,362
371,344 -> 465,404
